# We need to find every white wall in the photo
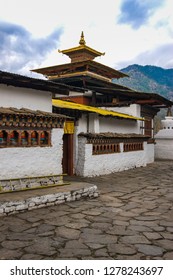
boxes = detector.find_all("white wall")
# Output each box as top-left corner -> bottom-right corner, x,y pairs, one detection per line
76,137 -> 150,177
100,104 -> 142,134
73,115 -> 88,171
99,117 -> 142,134
75,114 -> 142,136
146,143 -> 155,163
89,114 -> 99,133
76,115 -> 88,134
108,104 -> 141,118
73,110 -> 145,175
155,139 -> 173,160
0,84 -> 52,112
0,129 -> 63,180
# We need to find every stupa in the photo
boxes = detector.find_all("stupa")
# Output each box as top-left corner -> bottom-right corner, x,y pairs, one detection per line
155,107 -> 173,159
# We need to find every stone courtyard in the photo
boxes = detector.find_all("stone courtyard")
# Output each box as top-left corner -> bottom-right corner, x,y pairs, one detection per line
0,160 -> 173,260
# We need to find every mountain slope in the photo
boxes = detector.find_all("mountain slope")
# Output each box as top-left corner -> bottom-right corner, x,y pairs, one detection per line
114,64 -> 173,100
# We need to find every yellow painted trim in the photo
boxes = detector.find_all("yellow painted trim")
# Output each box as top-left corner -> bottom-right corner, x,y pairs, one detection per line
59,45 -> 104,56
0,182 -> 70,194
52,99 -> 144,121
48,71 -> 111,82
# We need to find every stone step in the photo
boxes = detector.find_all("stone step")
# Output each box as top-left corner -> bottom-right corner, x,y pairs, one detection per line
0,182 -> 99,216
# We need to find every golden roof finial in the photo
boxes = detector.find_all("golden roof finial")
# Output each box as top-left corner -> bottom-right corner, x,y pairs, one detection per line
79,31 -> 86,45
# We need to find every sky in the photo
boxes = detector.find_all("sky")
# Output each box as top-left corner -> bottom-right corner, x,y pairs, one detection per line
0,0 -> 173,77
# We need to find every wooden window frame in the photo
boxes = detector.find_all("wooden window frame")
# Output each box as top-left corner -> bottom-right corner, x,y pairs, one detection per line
0,129 -> 51,148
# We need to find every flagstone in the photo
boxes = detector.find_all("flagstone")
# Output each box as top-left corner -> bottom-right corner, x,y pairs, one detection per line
155,240 -> 173,250
0,248 -> 23,260
90,222 -> 111,230
163,252 -> 173,260
1,240 -> 32,250
80,233 -> 118,244
55,227 -> 80,239
94,248 -> 109,257
84,243 -> 105,250
120,235 -> 150,244
135,244 -> 164,256
20,254 -> 43,260
107,244 -> 137,255
160,232 -> 173,240
167,227 -> 173,232
58,248 -> 90,258
127,225 -> 153,232
143,232 -> 162,240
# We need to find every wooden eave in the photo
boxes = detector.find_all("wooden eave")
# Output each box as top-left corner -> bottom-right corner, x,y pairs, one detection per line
141,105 -> 159,118
86,86 -> 173,107
136,99 -> 165,105
59,44 -> 104,57
79,132 -> 150,141
32,60 -> 128,79
51,75 -> 131,90
0,107 -> 69,120
0,70 -> 85,94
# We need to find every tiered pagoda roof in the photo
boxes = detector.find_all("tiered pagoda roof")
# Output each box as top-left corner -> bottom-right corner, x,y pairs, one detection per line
32,32 -> 128,82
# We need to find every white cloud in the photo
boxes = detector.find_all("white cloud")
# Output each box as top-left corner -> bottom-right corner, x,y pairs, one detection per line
0,21 -> 62,75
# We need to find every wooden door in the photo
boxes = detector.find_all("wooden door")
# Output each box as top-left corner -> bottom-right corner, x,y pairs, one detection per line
63,134 -> 74,175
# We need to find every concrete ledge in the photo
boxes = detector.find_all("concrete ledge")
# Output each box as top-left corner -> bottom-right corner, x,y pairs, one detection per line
0,182 -> 99,216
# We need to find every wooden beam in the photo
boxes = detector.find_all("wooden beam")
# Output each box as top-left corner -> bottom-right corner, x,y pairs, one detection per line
136,99 -> 162,104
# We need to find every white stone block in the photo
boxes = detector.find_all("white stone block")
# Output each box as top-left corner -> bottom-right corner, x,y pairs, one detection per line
76,194 -> 82,200
37,204 -> 46,208
0,208 -> 4,214
5,206 -> 15,213
29,197 -> 41,204
28,205 -> 38,210
93,193 -> 99,198
47,196 -> 56,203
55,195 -> 65,200
28,202 -> 36,207
16,204 -> 28,211
54,200 -> 65,205
46,202 -> 54,206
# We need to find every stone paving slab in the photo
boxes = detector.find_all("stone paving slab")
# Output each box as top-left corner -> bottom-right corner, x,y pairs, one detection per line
0,160 -> 173,260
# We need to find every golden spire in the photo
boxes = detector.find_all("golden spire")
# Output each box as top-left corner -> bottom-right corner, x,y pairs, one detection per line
79,31 -> 86,45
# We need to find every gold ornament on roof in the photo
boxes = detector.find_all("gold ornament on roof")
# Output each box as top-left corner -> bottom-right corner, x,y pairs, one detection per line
79,31 -> 86,45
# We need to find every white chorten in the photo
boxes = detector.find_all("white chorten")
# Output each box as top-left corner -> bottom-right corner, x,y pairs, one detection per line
155,107 -> 173,159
